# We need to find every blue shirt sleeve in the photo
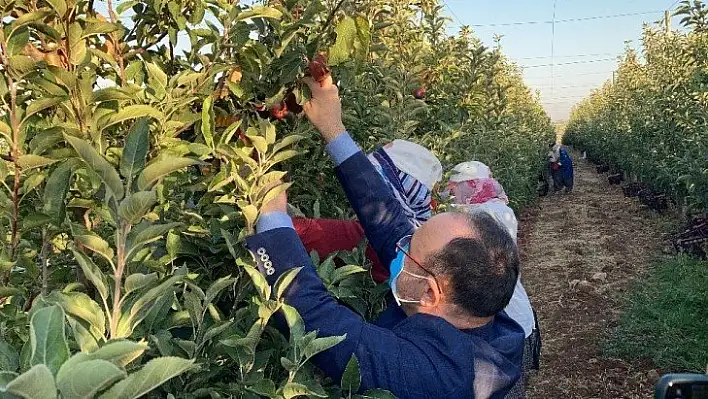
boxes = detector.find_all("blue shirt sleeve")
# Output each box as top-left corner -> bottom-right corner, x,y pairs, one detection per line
325,132 -> 360,166
256,211 -> 294,233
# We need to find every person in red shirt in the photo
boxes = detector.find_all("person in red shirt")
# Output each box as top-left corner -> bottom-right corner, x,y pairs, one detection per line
293,139 -> 443,283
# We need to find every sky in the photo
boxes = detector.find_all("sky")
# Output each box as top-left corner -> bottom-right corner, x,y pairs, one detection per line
442,0 -> 684,121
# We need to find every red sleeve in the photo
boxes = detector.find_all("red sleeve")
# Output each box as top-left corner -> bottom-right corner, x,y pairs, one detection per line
292,217 -> 389,283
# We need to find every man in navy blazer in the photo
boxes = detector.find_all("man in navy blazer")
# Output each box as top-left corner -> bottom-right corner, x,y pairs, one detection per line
244,75 -> 525,398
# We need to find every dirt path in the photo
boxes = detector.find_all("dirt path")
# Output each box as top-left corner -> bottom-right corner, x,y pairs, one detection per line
519,157 -> 675,398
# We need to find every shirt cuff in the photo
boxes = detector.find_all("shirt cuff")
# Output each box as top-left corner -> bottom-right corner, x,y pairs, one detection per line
325,132 -> 360,166
256,212 -> 294,233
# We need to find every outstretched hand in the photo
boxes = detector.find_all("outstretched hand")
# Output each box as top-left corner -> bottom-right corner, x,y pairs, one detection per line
302,75 -> 346,143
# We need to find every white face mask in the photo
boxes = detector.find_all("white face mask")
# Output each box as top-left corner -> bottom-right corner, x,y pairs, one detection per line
388,236 -> 437,306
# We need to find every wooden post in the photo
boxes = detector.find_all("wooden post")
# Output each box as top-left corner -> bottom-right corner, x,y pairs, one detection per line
665,10 -> 671,33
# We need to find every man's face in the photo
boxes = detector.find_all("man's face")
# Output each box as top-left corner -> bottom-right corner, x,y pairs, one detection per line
397,213 -> 475,314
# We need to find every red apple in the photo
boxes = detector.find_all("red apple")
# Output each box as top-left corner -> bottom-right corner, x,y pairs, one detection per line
308,54 -> 330,84
270,103 -> 288,120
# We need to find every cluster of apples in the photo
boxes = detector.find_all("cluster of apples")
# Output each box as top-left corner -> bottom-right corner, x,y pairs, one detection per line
269,54 -> 331,120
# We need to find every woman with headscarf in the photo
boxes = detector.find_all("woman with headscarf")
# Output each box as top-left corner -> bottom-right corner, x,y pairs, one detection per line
444,161 -> 541,390
548,142 -> 574,193
292,139 -> 443,283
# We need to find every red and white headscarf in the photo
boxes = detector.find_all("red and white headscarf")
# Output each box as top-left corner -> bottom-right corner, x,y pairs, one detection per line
446,161 -> 508,205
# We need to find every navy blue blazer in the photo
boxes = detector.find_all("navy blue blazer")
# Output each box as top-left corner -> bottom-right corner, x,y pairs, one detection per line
245,144 -> 524,398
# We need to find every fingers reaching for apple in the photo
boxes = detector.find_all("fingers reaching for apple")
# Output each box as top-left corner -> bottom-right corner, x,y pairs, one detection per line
302,75 -> 346,142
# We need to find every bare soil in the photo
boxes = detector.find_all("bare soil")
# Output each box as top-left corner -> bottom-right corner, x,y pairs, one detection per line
518,157 -> 676,398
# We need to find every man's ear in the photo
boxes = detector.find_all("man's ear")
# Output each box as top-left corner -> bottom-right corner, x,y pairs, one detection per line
419,277 -> 442,308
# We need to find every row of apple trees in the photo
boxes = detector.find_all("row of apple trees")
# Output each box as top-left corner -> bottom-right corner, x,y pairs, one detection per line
565,0 -> 708,213
0,0 -> 553,397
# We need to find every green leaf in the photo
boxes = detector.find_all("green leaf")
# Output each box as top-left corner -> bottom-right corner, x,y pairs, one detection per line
100,356 -> 194,399
341,354 -> 361,393
118,191 -> 157,225
11,10 -> 53,32
259,118 -> 276,145
330,265 -> 367,285
22,173 -> 45,197
280,304 -> 304,342
6,26 -> 29,56
329,17 -> 358,66
68,23 -> 87,65
243,266 -> 271,302
17,154 -> 57,170
261,182 -> 292,205
236,6 -> 282,21
45,293 -> 105,340
247,134 -> 268,154
83,341 -> 147,368
44,160 -> 75,221
0,371 -> 18,385
354,17 -> 372,61
280,382 -> 327,399
127,222 -> 182,257
21,97 -> 66,127
0,341 -> 19,372
57,359 -> 126,398
30,128 -> 64,155
21,213 -> 52,231
246,379 -> 276,397
357,389 -> 398,399
0,287 -> 22,298
136,158 -> 199,191
205,276 -> 236,306
202,320 -> 234,343
274,267 -> 302,300
268,150 -> 299,168
8,55 -> 38,76
272,134 -> 304,153
46,0 -> 68,16
70,249 -> 109,303
127,273 -> 184,330
64,135 -> 124,201
75,235 -> 114,264
201,96 -> 215,151
120,118 -> 150,179
81,22 -> 123,39
220,118 -> 243,145
1,364 -> 57,399
100,105 -> 164,130
145,62 -> 167,99
29,306 -> 70,376
116,0 -> 137,14
124,273 -> 158,295
92,88 -> 133,103
241,204 -> 258,227
67,317 -> 100,353
0,121 -> 11,142
303,335 -> 346,361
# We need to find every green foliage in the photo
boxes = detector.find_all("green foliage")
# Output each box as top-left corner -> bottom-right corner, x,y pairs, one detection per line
0,0 -> 551,397
565,1 -> 708,212
604,256 -> 708,372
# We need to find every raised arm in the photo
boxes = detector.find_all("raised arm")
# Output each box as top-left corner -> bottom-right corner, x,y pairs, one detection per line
303,77 -> 414,266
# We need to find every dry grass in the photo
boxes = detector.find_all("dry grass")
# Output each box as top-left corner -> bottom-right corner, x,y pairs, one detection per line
518,157 -> 676,398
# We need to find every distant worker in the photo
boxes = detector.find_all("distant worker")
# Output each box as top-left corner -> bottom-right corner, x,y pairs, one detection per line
548,143 -> 574,194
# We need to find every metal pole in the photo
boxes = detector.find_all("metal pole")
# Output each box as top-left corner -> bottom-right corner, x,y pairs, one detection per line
551,0 -> 557,96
